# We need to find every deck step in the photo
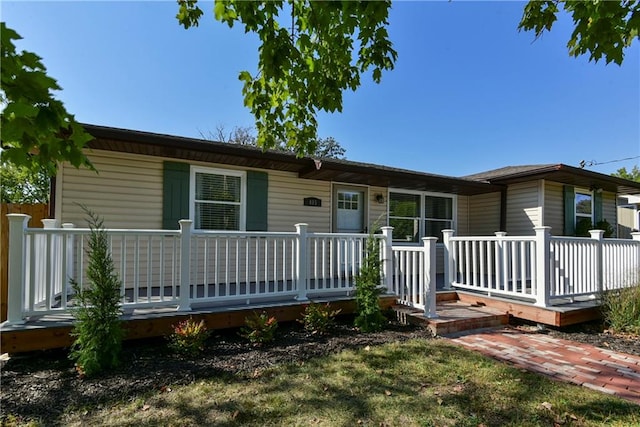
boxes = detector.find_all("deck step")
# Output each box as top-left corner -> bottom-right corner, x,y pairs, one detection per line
392,301 -> 509,336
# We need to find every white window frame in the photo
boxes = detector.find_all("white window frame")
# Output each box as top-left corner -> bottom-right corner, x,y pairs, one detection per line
387,189 -> 457,244
574,188 -> 593,228
190,166 -> 246,231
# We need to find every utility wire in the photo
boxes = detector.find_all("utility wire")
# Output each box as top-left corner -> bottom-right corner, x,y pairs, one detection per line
579,155 -> 640,169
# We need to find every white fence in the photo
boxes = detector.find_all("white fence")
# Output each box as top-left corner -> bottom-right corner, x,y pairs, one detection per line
6,213 -> 640,325
444,228 -> 640,307
8,215 -> 434,324
389,238 -> 438,317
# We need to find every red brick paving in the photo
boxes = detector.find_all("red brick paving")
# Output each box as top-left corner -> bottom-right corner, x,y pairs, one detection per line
447,327 -> 640,405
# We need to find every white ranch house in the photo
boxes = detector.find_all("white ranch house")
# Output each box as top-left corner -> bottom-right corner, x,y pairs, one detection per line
4,124 -> 640,325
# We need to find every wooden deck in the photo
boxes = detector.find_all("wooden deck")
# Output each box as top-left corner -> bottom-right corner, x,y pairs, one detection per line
0,295 -> 397,354
0,290 -> 602,354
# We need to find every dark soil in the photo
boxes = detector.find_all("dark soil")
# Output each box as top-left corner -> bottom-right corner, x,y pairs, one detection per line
0,317 -> 430,425
2,317 -> 638,426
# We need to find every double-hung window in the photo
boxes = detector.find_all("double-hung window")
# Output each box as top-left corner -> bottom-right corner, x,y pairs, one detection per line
574,190 -> 593,235
191,167 -> 245,231
389,191 -> 455,243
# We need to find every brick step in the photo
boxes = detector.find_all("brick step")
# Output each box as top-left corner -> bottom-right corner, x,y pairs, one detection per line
392,301 -> 509,336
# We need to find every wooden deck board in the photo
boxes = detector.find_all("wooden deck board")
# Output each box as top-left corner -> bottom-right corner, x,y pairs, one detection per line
0,295 -> 397,354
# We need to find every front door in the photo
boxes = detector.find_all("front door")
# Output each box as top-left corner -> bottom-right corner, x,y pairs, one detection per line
335,188 -> 365,233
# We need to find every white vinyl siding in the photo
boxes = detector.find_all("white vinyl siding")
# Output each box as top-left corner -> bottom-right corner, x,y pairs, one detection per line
544,181 -> 564,236
268,172 -> 331,232
468,192 -> 501,235
369,186 -> 388,230
505,181 -> 541,235
457,195 -> 469,236
602,191 -> 617,237
59,150 -> 164,228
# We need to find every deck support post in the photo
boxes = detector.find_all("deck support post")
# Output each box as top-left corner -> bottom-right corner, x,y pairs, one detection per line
422,237 -> 438,318
177,220 -> 193,312
380,226 -> 394,294
589,229 -> 605,298
534,227 -> 551,307
442,229 -> 455,290
62,223 -> 75,297
494,232 -> 508,293
295,223 -> 308,301
632,233 -> 640,286
6,214 -> 30,325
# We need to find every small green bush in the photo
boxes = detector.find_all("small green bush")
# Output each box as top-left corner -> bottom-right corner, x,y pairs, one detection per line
69,208 -> 124,377
354,232 -> 386,332
167,317 -> 211,355
601,284 -> 640,335
241,311 -> 278,345
299,303 -> 341,335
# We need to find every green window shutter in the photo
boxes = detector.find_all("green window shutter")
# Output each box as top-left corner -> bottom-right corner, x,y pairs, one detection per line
563,185 -> 575,236
593,191 -> 603,223
162,161 -> 190,230
246,171 -> 268,231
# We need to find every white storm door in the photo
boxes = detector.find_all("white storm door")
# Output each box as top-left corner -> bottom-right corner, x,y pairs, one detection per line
336,190 -> 365,233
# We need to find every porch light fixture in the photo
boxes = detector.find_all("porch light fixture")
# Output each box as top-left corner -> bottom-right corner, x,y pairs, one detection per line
375,194 -> 385,204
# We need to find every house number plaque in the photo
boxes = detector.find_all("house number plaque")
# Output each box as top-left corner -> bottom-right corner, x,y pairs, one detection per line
303,197 -> 322,207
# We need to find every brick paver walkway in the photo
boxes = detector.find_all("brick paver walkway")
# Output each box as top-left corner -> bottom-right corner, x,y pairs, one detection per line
447,327 -> 640,405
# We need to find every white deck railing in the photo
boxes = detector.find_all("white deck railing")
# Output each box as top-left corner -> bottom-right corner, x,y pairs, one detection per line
389,238 -> 438,317
444,228 -> 640,306
5,213 -> 639,325
7,215 -> 425,324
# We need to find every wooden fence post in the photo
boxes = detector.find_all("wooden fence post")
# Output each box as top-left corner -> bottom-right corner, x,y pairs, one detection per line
177,220 -> 192,311
442,229 -> 455,290
534,227 -> 551,307
422,237 -> 438,318
6,214 -> 30,324
381,226 -> 394,294
295,223 -> 308,301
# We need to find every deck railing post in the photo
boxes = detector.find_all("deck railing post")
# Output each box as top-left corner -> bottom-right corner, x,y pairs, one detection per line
381,226 -> 394,294
589,229 -> 605,295
42,219 -> 58,303
6,214 -> 30,325
295,223 -> 308,301
178,220 -> 192,311
422,237 -> 439,318
632,233 -> 640,285
442,229 -> 455,290
494,232 -> 507,290
62,223 -> 75,296
534,227 -> 551,307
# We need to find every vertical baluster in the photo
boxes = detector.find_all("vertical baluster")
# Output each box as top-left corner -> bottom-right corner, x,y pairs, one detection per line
146,235 -> 152,303
264,237 -> 269,294
224,238 -> 230,296
159,236 -> 165,302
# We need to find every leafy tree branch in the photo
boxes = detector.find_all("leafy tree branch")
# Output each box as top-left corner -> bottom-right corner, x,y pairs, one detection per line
519,0 -> 639,65
177,0 -> 396,157
1,22 -> 93,175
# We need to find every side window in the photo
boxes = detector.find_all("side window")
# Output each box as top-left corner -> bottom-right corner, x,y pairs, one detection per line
424,196 -> 454,241
388,191 -> 456,242
389,193 -> 421,242
574,190 -> 593,236
192,167 -> 245,230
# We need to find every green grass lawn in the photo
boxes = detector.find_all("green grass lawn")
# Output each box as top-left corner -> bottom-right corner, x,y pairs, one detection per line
10,339 -> 639,427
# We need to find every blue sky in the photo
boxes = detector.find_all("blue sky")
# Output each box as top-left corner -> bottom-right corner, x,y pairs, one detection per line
3,1 -> 639,177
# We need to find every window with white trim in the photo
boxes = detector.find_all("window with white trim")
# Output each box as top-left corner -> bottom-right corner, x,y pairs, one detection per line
574,189 -> 593,235
191,167 -> 245,230
388,191 -> 455,242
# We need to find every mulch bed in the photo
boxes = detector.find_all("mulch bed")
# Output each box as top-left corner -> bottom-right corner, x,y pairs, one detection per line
0,317 -> 430,425
2,316 -> 638,425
